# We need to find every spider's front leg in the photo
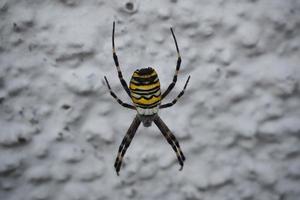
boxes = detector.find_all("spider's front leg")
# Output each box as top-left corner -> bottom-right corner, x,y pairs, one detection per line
154,115 -> 185,170
114,115 -> 141,175
161,27 -> 182,100
112,21 -> 131,98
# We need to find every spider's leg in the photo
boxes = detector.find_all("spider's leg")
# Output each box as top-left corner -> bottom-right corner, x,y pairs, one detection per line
160,75 -> 190,109
114,115 -> 141,175
161,27 -> 182,100
104,76 -> 135,109
154,115 -> 185,170
112,21 -> 131,98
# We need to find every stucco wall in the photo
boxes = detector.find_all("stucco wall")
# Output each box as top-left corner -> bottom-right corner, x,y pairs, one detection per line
0,0 -> 300,199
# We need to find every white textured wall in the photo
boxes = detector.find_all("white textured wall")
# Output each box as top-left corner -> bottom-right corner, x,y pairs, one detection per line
1,0 -> 300,199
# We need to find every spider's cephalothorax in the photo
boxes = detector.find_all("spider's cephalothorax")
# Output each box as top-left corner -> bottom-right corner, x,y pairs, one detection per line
104,22 -> 191,176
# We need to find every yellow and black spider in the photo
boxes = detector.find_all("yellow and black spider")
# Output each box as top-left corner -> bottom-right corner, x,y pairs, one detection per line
104,22 -> 190,176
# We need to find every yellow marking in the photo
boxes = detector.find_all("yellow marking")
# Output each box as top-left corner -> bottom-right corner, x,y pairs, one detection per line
130,81 -> 160,90
132,95 -> 161,105
132,71 -> 157,78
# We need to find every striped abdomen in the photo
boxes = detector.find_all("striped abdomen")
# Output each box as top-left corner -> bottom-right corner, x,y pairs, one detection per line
129,67 -> 161,115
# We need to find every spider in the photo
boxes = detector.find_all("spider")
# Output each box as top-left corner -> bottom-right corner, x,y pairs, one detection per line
104,22 -> 191,176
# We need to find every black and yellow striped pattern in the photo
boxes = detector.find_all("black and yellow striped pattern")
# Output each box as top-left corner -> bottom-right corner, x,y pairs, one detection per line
129,67 -> 161,109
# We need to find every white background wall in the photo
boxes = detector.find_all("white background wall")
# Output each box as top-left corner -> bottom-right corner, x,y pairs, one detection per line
0,0 -> 300,199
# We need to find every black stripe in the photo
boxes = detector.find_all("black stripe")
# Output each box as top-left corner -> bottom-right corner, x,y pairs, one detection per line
113,53 -> 119,66
131,86 -> 160,93
132,93 -> 161,100
135,68 -> 154,76
130,79 -> 159,86
176,57 -> 181,71
131,75 -> 158,84
134,101 -> 160,108
130,85 -> 160,92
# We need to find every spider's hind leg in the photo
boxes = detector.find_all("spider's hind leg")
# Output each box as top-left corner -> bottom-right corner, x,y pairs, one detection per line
114,115 -> 141,175
154,115 -> 185,170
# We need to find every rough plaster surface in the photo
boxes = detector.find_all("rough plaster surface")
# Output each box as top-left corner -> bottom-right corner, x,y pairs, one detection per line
1,0 -> 300,200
